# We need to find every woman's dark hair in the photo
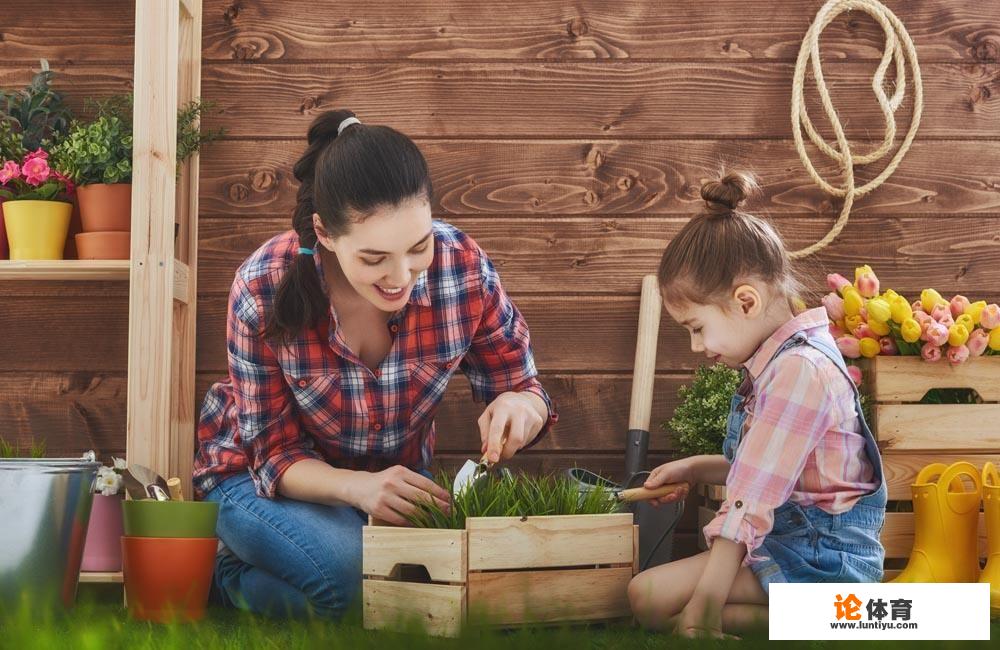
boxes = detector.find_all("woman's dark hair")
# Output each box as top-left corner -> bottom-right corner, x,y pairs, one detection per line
263,110 -> 433,344
658,171 -> 802,308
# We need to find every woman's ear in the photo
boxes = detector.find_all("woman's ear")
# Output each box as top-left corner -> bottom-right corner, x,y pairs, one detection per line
312,213 -> 333,249
733,284 -> 763,317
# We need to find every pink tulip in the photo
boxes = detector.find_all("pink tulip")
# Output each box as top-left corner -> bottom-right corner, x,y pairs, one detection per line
855,324 -> 877,340
981,304 -> 1000,330
921,342 -> 943,363
913,311 -> 933,327
0,160 -> 19,184
829,323 -> 846,339
911,299 -> 925,314
822,293 -> 846,321
837,336 -> 862,359
950,295 -> 971,319
931,304 -> 951,322
21,156 -> 50,186
937,314 -> 955,329
846,365 -> 863,387
879,337 -> 898,355
924,322 -> 949,346
968,328 -> 990,357
827,273 -> 852,294
947,344 -> 970,365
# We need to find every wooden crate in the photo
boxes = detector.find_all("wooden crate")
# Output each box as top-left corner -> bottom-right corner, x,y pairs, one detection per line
362,513 -> 637,636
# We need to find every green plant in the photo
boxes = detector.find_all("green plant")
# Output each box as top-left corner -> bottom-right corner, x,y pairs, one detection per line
0,59 -> 72,153
406,471 -> 621,529
665,363 -> 742,456
0,437 -> 47,458
0,120 -> 25,162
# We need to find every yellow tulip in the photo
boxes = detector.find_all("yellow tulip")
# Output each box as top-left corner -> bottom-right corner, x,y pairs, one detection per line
901,318 -> 922,343
948,324 -> 970,347
845,314 -> 864,335
854,265 -> 874,282
955,314 -> 975,333
881,289 -> 899,302
921,289 -> 946,313
990,327 -> 1000,352
889,296 -> 913,324
859,337 -> 881,358
844,289 -> 864,318
965,300 -> 988,326
867,298 -> 891,324
868,319 -> 890,336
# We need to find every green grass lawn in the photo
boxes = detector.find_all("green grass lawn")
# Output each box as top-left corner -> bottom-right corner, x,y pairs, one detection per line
0,586 -> 995,649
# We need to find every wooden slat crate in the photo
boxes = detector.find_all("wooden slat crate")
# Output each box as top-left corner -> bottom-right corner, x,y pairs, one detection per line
362,513 -> 637,637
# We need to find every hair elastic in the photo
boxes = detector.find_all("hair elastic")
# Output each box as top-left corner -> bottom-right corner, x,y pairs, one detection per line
337,117 -> 361,135
298,247 -> 315,255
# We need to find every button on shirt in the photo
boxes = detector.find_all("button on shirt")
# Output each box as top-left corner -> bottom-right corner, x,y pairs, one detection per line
193,221 -> 557,499
702,308 -> 878,564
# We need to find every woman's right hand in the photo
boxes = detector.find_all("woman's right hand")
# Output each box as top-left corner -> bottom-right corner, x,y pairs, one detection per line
349,465 -> 452,526
643,457 -> 698,507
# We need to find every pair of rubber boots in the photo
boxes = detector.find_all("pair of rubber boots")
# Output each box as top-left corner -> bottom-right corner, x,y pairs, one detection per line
891,461 -> 1000,615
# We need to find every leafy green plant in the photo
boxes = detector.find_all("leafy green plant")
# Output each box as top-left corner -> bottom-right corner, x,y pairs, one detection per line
0,437 -> 47,458
406,472 -> 621,529
0,59 -> 72,153
665,363 -> 742,456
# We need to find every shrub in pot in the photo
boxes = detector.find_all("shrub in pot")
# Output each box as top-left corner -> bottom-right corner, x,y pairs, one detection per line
0,148 -> 75,260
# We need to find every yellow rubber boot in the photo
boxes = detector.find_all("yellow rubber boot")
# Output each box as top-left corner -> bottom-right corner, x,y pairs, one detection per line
891,461 -> 981,583
979,463 -> 1000,616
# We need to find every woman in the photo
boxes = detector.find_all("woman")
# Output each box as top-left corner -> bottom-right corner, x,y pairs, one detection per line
194,110 -> 557,619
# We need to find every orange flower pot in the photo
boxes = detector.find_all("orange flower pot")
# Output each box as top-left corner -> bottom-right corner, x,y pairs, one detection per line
75,231 -> 130,260
122,536 -> 217,623
77,183 -> 132,233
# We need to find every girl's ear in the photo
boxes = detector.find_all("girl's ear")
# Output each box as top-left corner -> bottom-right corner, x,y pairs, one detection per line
733,284 -> 763,317
312,213 -> 333,249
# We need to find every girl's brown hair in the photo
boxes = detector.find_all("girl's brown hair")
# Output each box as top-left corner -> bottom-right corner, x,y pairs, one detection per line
657,171 -> 802,307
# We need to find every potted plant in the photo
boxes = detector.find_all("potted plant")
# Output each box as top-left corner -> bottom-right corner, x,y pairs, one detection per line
0,147 -> 75,260
51,94 -> 222,260
0,60 -> 73,260
665,362 -> 742,457
80,457 -> 127,573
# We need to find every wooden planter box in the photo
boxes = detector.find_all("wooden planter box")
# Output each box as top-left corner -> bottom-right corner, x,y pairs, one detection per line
696,357 -> 1000,579
362,513 -> 637,636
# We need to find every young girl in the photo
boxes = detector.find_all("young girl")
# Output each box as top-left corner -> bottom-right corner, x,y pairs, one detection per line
628,172 -> 887,638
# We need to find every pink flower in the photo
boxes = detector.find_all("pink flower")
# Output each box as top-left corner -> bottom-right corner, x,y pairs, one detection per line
931,304 -> 951,322
950,295 -> 971,319
924,322 -> 949,346
822,293 -> 846,321
23,148 -> 48,162
913,311 -> 933,327
937,314 -> 955,329
855,324 -> 877,340
879,337 -> 898,355
921,342 -> 943,363
968,328 -> 990,357
855,273 -> 879,299
21,156 -> 50,186
947,344 -> 970,365
846,365 -> 863,387
836,336 -> 861,359
911,299 -> 925,314
829,323 -> 846,339
981,304 -> 1000,330
827,273 -> 852,294
0,161 -> 19,184
51,169 -> 74,196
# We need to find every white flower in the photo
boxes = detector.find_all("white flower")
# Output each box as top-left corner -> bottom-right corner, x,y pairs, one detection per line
97,472 -> 122,496
113,457 -> 127,471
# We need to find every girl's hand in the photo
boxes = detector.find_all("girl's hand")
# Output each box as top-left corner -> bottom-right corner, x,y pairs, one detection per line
349,466 -> 451,526
644,457 -> 697,506
478,391 -> 546,463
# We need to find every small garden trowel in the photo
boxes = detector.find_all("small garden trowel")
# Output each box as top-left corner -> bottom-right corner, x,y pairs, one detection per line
453,434 -> 509,495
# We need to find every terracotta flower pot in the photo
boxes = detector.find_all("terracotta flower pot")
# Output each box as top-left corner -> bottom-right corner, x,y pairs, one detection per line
77,183 -> 131,233
122,536 -> 217,623
81,493 -> 125,572
2,200 -> 73,260
75,231 -> 130,260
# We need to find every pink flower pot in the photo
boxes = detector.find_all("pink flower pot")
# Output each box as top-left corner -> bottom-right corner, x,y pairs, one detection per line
81,493 -> 125,572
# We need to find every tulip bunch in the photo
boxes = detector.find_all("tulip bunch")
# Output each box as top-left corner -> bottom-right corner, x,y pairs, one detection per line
822,265 -> 1000,365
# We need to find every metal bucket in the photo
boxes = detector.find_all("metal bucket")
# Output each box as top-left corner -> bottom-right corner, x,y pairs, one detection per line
0,453 -> 100,611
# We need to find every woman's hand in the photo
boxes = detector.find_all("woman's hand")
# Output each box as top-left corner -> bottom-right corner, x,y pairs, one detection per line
643,457 -> 698,506
348,466 -> 451,526
478,391 -> 547,463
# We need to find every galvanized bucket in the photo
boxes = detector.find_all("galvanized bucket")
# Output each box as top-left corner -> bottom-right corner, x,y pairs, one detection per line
0,453 -> 100,611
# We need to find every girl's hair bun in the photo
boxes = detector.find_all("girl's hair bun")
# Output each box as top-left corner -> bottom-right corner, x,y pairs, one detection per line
700,171 -> 758,213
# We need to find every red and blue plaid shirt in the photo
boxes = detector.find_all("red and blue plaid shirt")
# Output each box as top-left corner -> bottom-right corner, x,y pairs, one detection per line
193,221 -> 557,499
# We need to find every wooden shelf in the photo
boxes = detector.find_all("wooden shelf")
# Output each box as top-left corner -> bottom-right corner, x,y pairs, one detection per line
79,571 -> 124,584
0,260 -> 130,281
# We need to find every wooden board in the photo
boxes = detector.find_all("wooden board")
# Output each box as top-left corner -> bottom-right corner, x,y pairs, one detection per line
696,505 -> 715,551
872,356 -> 1000,402
466,566 -> 632,625
882,512 -> 988,559
466,513 -> 634,571
883,453 -> 1000,501
876,405 -> 1000,451
363,580 -> 465,637
363,526 -> 466,583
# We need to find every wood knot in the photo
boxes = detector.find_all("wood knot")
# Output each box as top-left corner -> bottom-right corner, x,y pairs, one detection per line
585,147 -> 604,170
973,38 -> 1000,62
250,169 -> 275,191
228,183 -> 250,202
567,18 -> 589,38
967,84 -> 992,109
299,96 -> 320,114
600,219 -> 618,232
234,43 -> 258,60
583,190 -> 598,205
223,3 -> 240,24
616,176 -> 633,191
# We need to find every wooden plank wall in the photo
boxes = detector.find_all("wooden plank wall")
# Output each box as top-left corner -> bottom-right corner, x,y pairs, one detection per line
2,1 -> 999,556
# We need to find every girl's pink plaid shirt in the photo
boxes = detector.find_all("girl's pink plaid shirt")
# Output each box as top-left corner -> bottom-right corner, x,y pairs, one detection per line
194,221 -> 556,499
